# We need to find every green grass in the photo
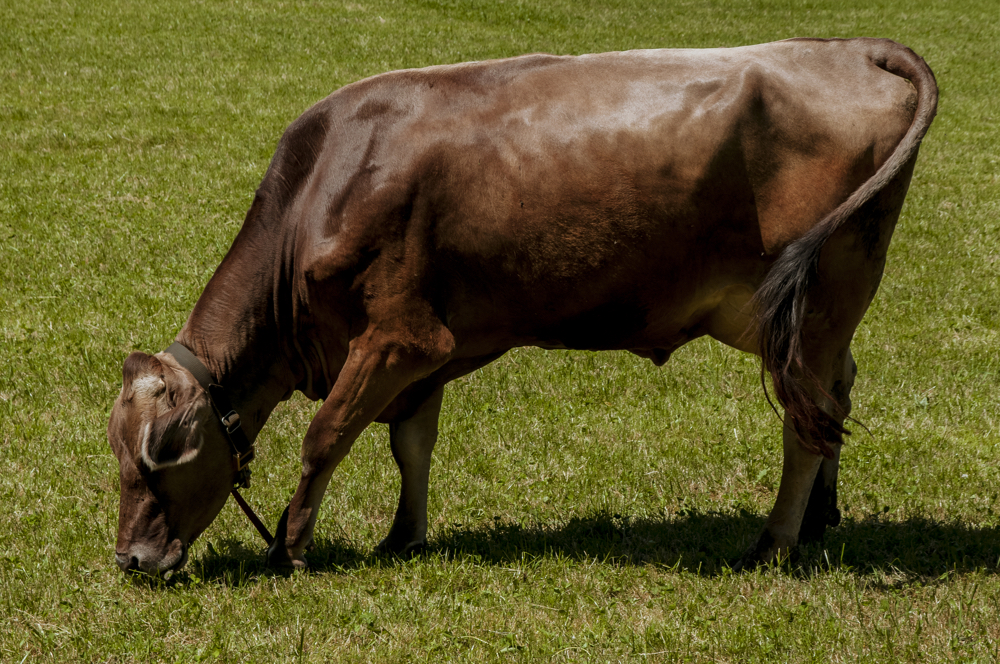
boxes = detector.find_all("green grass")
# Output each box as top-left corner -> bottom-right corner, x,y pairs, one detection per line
2,0 -> 999,661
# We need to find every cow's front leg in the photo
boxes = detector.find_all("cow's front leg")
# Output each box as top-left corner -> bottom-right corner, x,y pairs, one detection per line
267,394 -> 364,570
374,387 -> 444,557
737,415 -> 824,568
267,325 -> 454,569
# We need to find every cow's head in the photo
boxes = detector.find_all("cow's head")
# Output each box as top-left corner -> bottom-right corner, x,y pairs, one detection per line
107,351 -> 234,575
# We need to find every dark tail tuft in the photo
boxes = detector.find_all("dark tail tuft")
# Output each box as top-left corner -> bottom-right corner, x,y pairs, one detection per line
754,228 -> 848,458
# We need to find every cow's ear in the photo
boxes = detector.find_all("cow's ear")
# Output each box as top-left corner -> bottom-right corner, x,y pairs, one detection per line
140,402 -> 207,470
122,351 -> 165,401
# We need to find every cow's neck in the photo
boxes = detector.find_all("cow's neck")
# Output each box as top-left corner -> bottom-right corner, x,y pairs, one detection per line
175,216 -> 299,443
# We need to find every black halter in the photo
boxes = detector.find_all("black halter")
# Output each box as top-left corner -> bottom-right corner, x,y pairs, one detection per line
163,341 -> 274,546
164,341 -> 256,485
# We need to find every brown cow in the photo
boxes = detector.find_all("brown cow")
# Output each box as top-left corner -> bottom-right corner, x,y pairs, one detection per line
107,37 -> 936,574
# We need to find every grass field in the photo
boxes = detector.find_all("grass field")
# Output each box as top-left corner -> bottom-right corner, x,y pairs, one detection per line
2,0 -> 999,661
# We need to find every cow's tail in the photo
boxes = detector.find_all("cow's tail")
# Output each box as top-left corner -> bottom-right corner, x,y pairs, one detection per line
753,39 -> 938,457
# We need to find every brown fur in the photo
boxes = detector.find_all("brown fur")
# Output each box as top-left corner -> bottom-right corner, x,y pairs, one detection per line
752,39 -> 937,457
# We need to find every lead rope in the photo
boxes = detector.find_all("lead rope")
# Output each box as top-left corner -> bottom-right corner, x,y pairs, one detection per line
230,488 -> 275,546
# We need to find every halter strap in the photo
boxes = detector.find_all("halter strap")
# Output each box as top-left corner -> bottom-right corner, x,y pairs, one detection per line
164,341 -> 256,480
163,341 -> 274,547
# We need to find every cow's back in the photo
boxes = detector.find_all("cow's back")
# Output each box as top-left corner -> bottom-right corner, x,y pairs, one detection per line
268,40 -> 918,356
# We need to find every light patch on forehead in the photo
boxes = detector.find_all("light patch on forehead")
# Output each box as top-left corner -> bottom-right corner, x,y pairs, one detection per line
133,375 -> 165,399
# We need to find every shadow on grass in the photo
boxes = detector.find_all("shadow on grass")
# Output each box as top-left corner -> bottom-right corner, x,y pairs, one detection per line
184,510 -> 1000,585
436,511 -> 1000,578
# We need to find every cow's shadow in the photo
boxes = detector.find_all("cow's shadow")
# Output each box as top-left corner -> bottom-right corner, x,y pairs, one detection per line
185,509 -> 1000,586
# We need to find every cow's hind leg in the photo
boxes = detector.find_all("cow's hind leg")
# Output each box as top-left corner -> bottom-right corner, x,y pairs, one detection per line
375,386 -> 444,557
737,342 -> 855,569
797,444 -> 842,545
798,349 -> 856,545
267,322 -> 454,569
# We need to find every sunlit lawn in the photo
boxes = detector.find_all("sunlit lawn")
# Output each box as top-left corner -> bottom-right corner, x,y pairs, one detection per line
1,0 -> 998,661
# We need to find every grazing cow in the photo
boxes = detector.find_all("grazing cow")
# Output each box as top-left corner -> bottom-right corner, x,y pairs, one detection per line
107,37 -> 936,574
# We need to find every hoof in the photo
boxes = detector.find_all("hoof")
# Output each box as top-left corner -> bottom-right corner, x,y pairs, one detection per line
266,551 -> 308,571
375,536 -> 427,559
265,506 -> 309,570
797,521 -> 826,546
734,529 -> 793,572
266,541 -> 308,570
826,506 -> 842,528
799,506 -> 842,546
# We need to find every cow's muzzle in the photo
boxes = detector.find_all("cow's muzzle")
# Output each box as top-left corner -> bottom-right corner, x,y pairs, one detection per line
115,539 -> 187,575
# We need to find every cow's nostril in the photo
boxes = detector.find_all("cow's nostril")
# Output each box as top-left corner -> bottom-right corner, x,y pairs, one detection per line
115,552 -> 139,572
